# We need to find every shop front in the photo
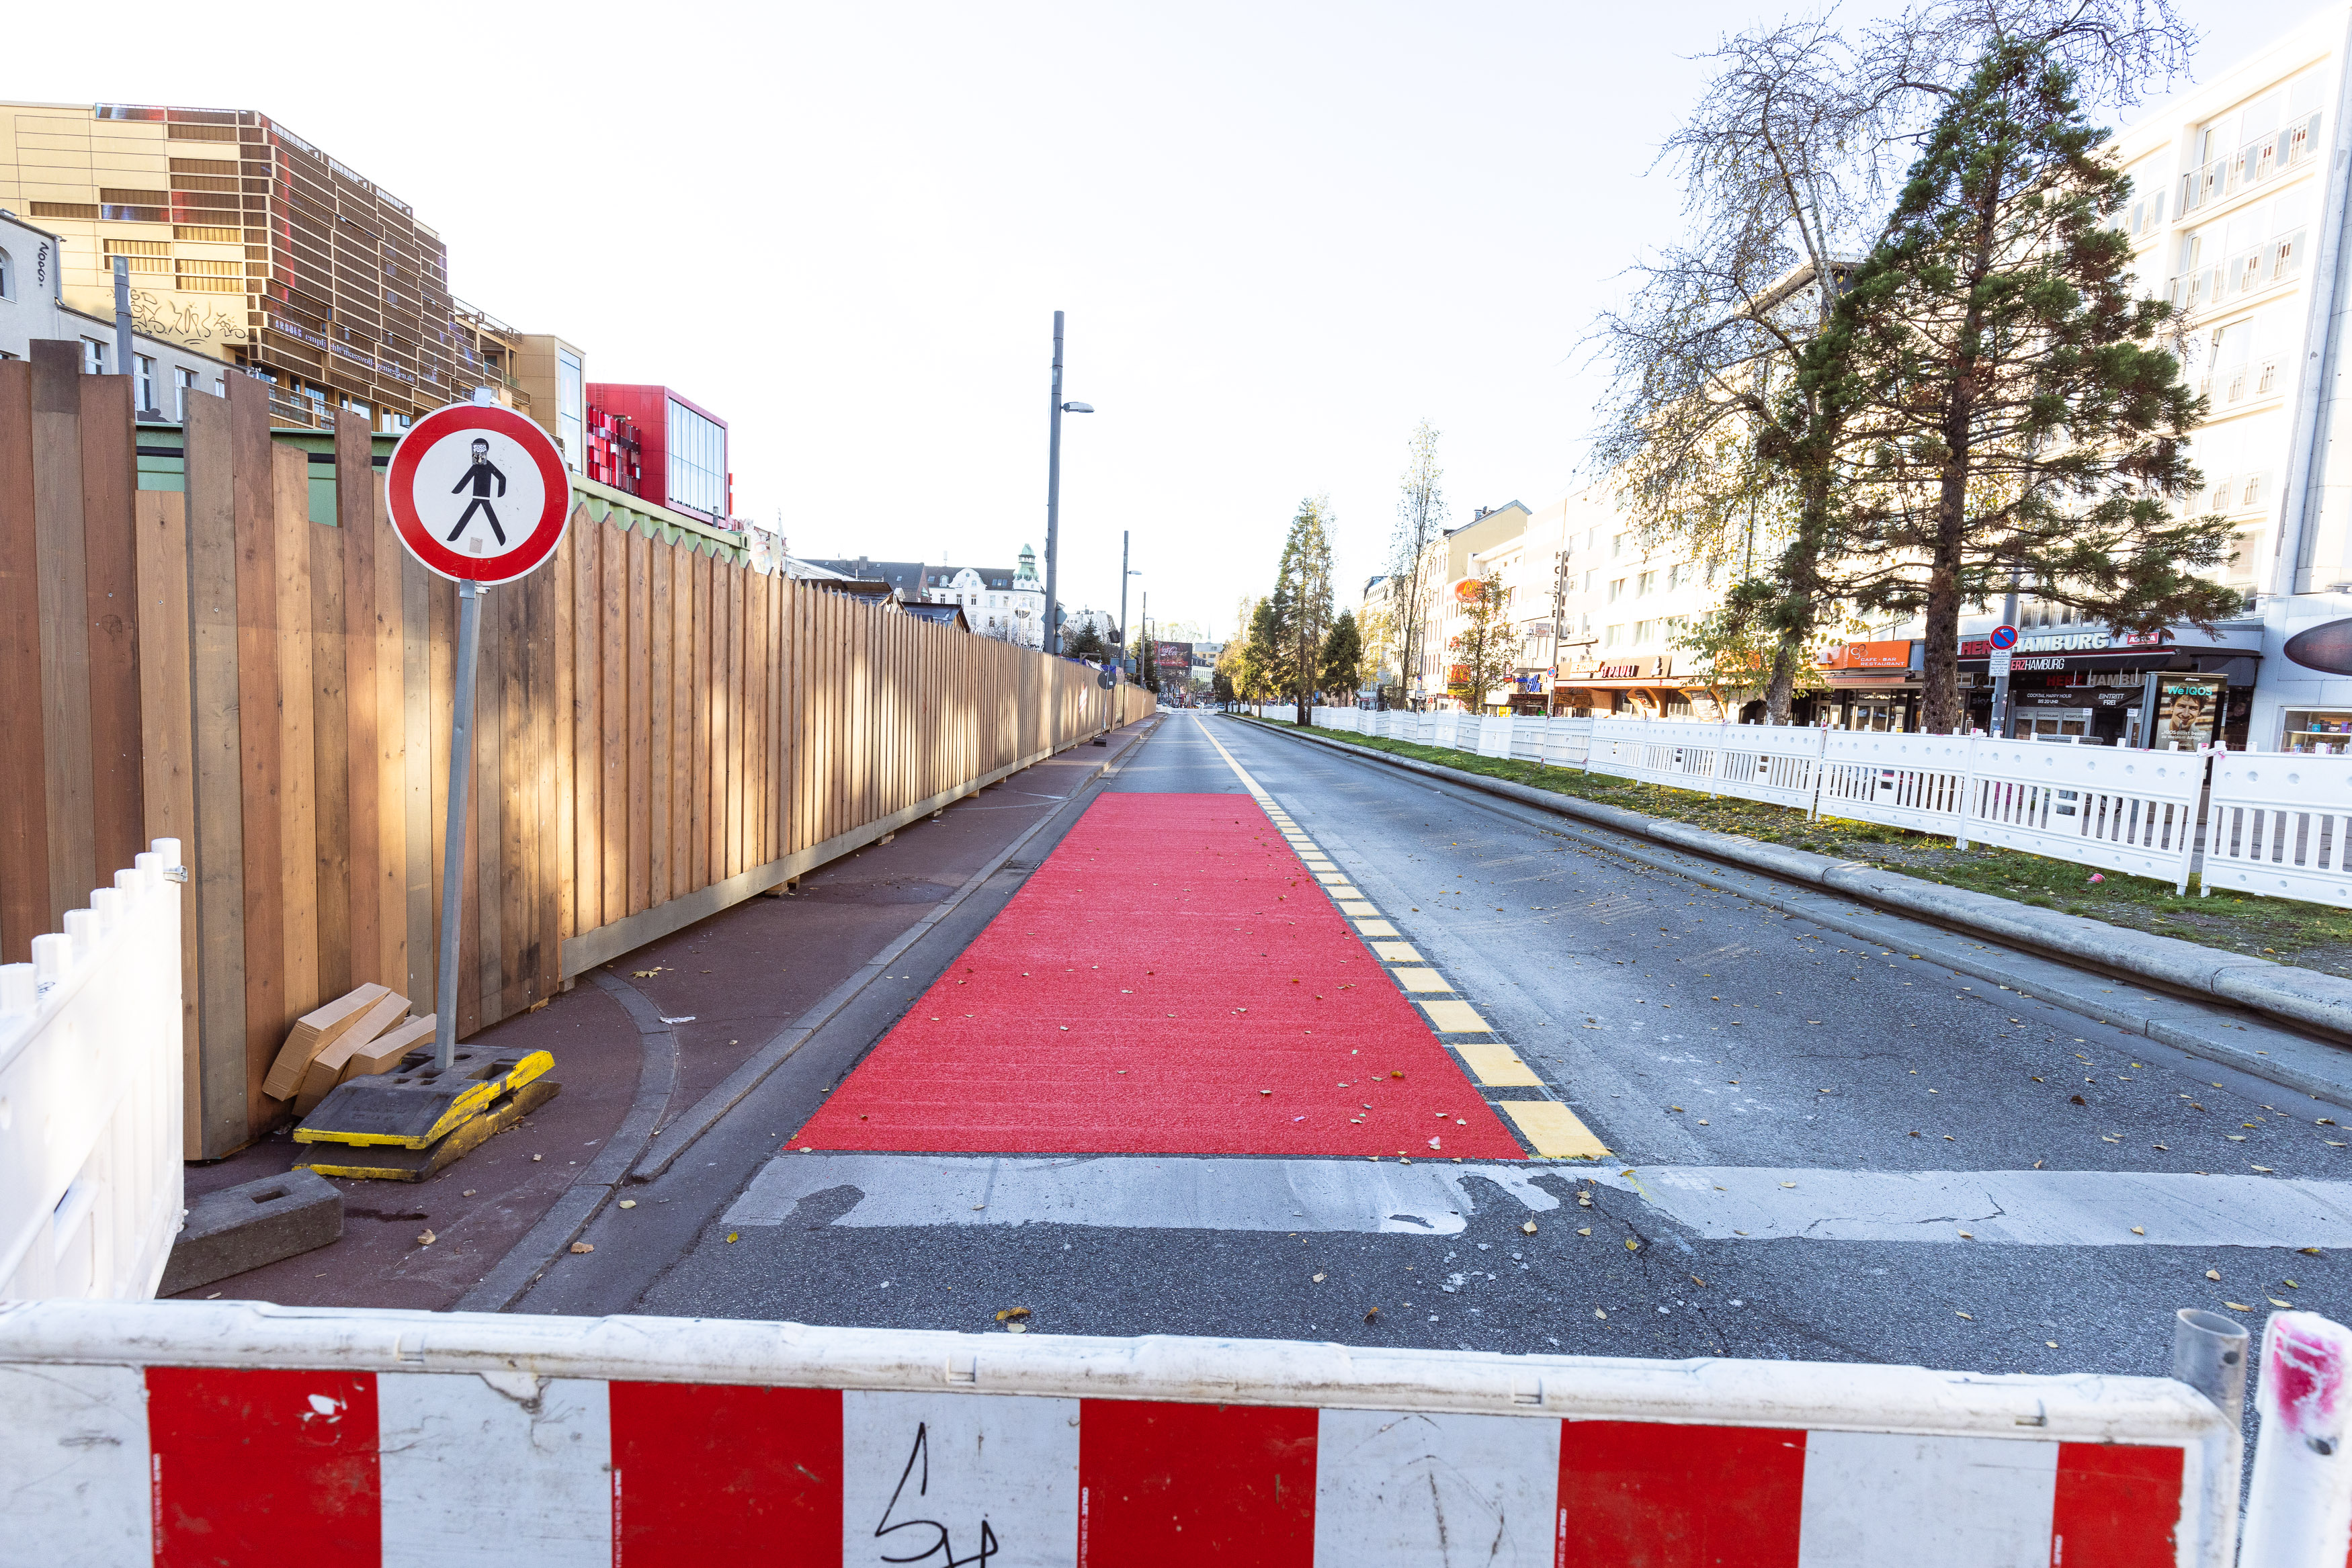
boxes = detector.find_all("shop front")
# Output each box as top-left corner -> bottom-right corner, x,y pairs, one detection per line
1803,640 -> 1923,730
1957,627 -> 2258,748
1554,655 -> 1684,718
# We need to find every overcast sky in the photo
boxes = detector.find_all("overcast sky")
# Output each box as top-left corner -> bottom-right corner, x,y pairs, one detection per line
17,0 -> 2338,641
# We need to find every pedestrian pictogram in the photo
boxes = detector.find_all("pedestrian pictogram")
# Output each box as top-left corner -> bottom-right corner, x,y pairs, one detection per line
386,400 -> 569,584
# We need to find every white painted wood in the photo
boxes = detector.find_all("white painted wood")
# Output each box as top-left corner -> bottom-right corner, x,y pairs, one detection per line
1797,1431 -> 2056,1568
0,1362 -> 150,1567
1313,1407 -> 1559,1567
845,1390 -> 1079,1568
378,1371 -> 613,1568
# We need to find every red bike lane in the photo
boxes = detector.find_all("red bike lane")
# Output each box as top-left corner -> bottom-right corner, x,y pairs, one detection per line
789,792 -> 1525,1159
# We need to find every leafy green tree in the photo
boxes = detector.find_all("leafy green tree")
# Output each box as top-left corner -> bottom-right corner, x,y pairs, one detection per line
1820,43 -> 2235,732
1318,611 -> 1362,701
1063,622 -> 1109,662
1446,571 -> 1519,712
1242,596 -> 1286,713
1673,581 -> 1827,720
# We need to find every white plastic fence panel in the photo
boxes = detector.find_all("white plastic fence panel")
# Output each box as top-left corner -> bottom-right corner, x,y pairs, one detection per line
1509,718 -> 1548,764
1589,717 -> 1728,791
1818,732 -> 1972,836
1545,716 -> 1595,768
1475,716 -> 1515,758
1707,724 -> 1831,810
2202,752 -> 2352,906
1962,740 -> 2205,892
0,839 -> 185,1301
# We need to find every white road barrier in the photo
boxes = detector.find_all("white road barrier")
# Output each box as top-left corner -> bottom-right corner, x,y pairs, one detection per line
2242,1311 -> 2352,1568
1302,709 -> 2352,908
0,839 -> 183,1301
0,1299 -> 2238,1566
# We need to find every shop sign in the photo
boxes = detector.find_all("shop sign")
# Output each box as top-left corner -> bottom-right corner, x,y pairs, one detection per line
1960,627 -> 2171,658
1818,640 -> 1912,670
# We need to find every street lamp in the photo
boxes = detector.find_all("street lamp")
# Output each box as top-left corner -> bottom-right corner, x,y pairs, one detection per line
1044,310 -> 1095,655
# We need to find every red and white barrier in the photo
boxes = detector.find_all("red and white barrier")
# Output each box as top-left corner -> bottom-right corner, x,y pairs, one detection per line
2242,1311 -> 2352,1567
0,1299 -> 2234,1566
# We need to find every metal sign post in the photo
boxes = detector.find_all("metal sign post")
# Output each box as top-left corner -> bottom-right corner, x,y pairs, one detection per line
385,391 -> 571,1072
1988,622 -> 2020,738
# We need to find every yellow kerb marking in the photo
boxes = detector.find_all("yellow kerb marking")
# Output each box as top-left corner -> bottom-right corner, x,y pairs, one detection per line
1392,967 -> 1451,993
1457,1041 -> 1543,1087
1501,1100 -> 1611,1159
1314,872 -> 1349,885
1356,920 -> 1400,938
1419,998 -> 1491,1033
1338,901 -> 1381,917
1372,941 -> 1424,962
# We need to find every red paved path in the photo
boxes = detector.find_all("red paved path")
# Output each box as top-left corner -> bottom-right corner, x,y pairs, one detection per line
792,793 -> 1523,1158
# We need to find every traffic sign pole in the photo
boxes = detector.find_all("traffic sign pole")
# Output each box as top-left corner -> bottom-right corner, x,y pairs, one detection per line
1988,619 -> 2020,738
383,390 -> 571,1074
433,579 -> 484,1072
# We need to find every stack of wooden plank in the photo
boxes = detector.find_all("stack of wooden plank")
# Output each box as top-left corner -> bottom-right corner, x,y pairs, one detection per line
261,984 -> 436,1117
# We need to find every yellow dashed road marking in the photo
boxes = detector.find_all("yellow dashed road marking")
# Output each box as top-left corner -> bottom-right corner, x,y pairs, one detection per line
1501,1100 -> 1610,1160
1419,998 -> 1492,1033
1458,1041 -> 1544,1087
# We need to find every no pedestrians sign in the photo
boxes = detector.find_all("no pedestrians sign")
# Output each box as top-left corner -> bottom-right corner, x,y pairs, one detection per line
387,402 -> 570,584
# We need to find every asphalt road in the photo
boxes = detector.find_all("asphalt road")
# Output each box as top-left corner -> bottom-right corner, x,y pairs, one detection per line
524,711 -> 2352,1387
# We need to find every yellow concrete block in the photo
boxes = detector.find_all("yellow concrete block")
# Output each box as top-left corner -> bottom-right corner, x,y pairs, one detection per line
1456,1041 -> 1543,1087
1419,998 -> 1490,1033
1372,941 -> 1424,962
1314,872 -> 1349,885
1392,967 -> 1451,993
1338,900 -> 1381,916
1323,884 -> 1362,900
1355,920 -> 1400,938
1501,1100 -> 1610,1159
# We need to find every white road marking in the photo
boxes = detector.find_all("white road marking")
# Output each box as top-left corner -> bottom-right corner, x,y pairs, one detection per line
726,1152 -> 2352,1248
1591,1164 -> 2352,1247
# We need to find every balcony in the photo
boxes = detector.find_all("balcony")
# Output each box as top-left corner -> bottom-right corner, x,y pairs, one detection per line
2181,112 -> 2322,216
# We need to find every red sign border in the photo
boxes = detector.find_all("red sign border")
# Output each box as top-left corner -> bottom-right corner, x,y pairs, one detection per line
386,404 -> 570,585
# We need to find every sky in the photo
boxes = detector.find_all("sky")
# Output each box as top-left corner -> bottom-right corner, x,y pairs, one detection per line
14,0 -> 2340,642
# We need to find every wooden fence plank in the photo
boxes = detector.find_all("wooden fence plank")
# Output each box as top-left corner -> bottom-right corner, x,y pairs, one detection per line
308,483 -> 351,1004
627,525 -> 651,916
132,488 -> 198,1151
400,546 -> 433,1012
29,343 -> 95,929
335,411 -> 381,994
271,443 -> 320,1048
569,514 -> 597,939
554,527 -> 577,945
227,374 -> 285,1131
79,371 -> 142,881
0,361 -> 49,963
600,521 -> 626,929
670,542 -> 691,901
649,542 -> 671,908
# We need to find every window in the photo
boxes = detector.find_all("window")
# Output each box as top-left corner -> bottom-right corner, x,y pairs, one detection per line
1607,578 -> 1624,604
666,398 -> 727,517
175,258 -> 241,293
557,349 -> 585,474
134,355 -> 155,412
81,338 -> 107,375
1604,623 -> 1626,648
1611,533 -> 1628,558
173,366 -> 198,419
1637,570 -> 1657,597
0,245 -> 11,300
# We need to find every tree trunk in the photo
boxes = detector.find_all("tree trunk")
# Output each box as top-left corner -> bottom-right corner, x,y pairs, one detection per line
1763,635 -> 1800,724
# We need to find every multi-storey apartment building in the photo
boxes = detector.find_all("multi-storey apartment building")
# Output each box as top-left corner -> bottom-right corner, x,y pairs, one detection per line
0,101 -> 581,454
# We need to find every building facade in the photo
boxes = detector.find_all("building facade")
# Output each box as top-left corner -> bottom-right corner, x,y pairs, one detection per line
1,210 -> 228,412
800,546 -> 1048,646
586,384 -> 732,526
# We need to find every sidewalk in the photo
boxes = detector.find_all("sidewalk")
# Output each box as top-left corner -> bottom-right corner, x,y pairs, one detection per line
173,720 -> 1159,1309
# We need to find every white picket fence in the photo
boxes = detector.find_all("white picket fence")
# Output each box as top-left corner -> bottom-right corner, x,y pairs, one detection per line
1306,709 -> 2352,908
0,839 -> 185,1300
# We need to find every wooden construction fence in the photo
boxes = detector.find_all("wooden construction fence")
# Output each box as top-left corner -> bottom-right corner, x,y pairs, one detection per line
0,349 -> 1151,1156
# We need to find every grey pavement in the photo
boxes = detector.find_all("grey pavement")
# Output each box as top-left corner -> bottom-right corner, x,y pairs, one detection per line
517,712 -> 2352,1386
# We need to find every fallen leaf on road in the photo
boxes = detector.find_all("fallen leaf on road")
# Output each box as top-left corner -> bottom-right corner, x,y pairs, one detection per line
995,1307 -> 1032,1323
1958,1231 -> 1974,1240
1595,1309 -> 1608,1319
462,1190 -> 476,1198
632,969 -> 661,978
2207,1270 -> 2224,1281
1312,1273 -> 1325,1282
1521,1221 -> 1538,1235
569,1242 -> 592,1254
2046,1340 -> 2059,1348
532,1153 -> 543,1162
726,1232 -> 739,1243
1578,1227 -> 1592,1236
1363,1307 -> 1380,1323
1779,1182 -> 1797,1188
2070,1095 -> 2087,1106
1428,1137 -> 1441,1150
1005,1323 -> 1028,1333
1625,1239 -> 1640,1252
1259,1089 -> 1271,1096
1956,1311 -> 1974,1320
2226,1302 -> 2254,1311
2132,1227 -> 2145,1235
2269,1297 -> 2293,1307
2254,1166 -> 2276,1173
618,1200 -> 636,1209
417,1229 -> 436,1246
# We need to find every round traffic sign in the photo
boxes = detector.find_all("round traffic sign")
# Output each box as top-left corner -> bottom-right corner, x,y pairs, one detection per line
386,402 -> 570,584
1988,623 -> 2019,650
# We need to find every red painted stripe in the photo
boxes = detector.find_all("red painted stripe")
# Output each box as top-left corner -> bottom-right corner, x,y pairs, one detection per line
794,794 -> 1525,1156
147,1367 -> 380,1567
2049,1442 -> 2183,1566
1556,1421 -> 1804,1568
610,1383 -> 843,1565
1078,1399 -> 1318,1566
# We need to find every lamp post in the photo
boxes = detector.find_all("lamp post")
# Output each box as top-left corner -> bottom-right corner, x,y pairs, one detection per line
1043,310 -> 1094,655
1118,529 -> 1144,681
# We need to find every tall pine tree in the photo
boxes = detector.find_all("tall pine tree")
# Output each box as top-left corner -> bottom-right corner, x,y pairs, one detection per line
1819,42 -> 2235,733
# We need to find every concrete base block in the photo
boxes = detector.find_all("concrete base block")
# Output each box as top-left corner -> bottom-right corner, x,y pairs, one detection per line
159,1169 -> 343,1296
